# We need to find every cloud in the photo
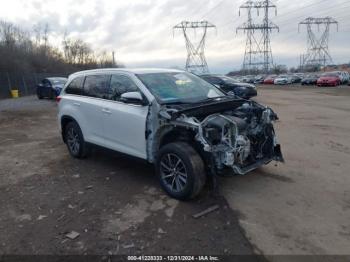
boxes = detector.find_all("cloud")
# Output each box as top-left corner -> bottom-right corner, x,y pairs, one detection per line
1,0 -> 349,73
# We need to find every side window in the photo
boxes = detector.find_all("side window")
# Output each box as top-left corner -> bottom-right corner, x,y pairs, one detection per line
43,79 -> 51,87
109,75 -> 139,101
83,75 -> 110,99
65,76 -> 84,95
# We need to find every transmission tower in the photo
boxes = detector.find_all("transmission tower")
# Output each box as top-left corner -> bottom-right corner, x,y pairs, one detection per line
173,21 -> 216,74
299,17 -> 338,69
237,0 -> 279,73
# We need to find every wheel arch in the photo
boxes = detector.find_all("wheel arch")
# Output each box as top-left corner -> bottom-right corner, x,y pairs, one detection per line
157,126 -> 200,151
154,126 -> 210,169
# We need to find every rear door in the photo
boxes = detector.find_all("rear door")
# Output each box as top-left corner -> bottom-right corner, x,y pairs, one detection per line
80,74 -> 110,145
102,74 -> 149,159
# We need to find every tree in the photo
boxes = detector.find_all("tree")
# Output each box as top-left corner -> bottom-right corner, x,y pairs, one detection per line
0,20 -> 124,74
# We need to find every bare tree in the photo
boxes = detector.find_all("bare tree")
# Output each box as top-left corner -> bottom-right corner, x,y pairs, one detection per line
0,20 -> 124,74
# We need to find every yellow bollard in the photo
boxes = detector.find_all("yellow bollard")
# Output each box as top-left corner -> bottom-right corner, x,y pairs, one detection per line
10,89 -> 19,98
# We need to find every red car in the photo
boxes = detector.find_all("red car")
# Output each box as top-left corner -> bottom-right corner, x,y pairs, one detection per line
263,75 -> 277,84
317,73 -> 341,87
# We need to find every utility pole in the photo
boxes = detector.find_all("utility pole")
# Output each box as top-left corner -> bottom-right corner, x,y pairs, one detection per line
173,21 -> 216,75
112,51 -> 115,67
299,17 -> 338,70
237,0 -> 279,74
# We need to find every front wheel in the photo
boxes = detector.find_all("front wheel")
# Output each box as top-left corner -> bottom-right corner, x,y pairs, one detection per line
37,90 -> 43,99
156,142 -> 206,200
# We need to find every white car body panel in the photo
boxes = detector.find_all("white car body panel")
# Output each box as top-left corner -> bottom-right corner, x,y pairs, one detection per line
58,95 -> 106,146
333,71 -> 349,83
58,68 -> 163,160
274,77 -> 292,85
102,100 -> 148,159
57,68 -> 284,182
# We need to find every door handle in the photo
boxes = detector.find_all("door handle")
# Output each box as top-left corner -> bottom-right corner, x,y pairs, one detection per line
73,102 -> 81,107
102,108 -> 112,114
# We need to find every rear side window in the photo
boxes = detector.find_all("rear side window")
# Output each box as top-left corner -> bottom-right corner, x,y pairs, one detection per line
109,75 -> 139,101
83,75 -> 110,99
65,76 -> 84,95
43,79 -> 51,87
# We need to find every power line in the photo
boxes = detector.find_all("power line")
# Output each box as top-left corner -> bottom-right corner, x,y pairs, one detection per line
237,0 -> 279,73
299,17 -> 339,69
173,21 -> 217,74
200,0 -> 228,20
274,1 -> 350,26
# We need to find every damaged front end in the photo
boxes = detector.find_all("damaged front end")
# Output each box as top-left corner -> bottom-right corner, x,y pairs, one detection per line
158,98 -> 284,176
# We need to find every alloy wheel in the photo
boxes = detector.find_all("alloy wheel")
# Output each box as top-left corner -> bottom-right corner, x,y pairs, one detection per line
67,127 -> 80,155
160,153 -> 188,193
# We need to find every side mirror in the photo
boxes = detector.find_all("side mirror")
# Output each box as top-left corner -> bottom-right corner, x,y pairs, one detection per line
120,91 -> 145,105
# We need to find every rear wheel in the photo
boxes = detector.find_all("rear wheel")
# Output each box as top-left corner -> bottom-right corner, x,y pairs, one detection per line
156,142 -> 206,200
64,121 -> 89,159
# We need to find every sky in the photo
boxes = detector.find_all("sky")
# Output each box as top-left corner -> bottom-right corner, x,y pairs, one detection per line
0,0 -> 349,73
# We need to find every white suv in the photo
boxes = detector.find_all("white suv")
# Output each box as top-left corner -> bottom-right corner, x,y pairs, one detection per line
58,68 -> 284,200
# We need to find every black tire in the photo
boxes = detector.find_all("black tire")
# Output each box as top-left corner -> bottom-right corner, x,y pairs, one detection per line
156,142 -> 206,200
64,121 -> 89,159
49,89 -> 56,100
37,91 -> 43,99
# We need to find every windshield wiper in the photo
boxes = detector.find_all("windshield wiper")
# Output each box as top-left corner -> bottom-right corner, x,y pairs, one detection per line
163,96 -> 228,105
195,96 -> 228,104
162,100 -> 189,105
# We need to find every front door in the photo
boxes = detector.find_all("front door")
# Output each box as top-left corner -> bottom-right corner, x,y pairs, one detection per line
102,74 -> 148,159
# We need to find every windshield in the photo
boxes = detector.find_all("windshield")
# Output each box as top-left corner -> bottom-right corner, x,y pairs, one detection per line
137,72 -> 225,104
218,76 -> 238,84
321,73 -> 338,77
51,79 -> 67,85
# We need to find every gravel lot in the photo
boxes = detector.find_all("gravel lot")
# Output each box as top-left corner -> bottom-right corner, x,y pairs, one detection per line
0,97 -> 254,255
222,85 -> 350,255
0,85 -> 350,256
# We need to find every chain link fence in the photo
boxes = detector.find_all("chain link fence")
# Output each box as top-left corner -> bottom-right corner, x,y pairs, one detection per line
0,72 -> 69,99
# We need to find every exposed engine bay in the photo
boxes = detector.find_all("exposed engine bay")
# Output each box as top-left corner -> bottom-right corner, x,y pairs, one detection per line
156,97 -> 284,175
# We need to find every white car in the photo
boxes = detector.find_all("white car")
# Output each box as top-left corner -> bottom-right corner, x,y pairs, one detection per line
274,75 -> 292,85
58,68 -> 284,200
332,71 -> 349,84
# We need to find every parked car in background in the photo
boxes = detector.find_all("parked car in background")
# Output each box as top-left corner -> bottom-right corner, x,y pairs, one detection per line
57,68 -> 283,200
37,77 -> 67,99
274,75 -> 292,85
294,73 -> 304,79
317,72 -> 341,87
254,75 -> 266,84
332,71 -> 349,84
200,74 -> 257,99
263,75 -> 277,84
301,74 -> 319,85
227,76 -> 242,82
290,75 -> 302,84
242,75 -> 256,84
